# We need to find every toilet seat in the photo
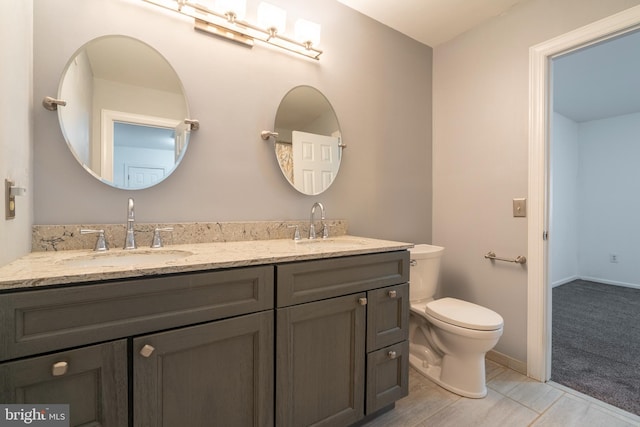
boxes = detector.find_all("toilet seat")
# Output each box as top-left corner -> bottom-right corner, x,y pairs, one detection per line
425,297 -> 503,331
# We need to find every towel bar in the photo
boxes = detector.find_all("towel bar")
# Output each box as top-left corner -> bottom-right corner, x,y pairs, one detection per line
484,251 -> 527,264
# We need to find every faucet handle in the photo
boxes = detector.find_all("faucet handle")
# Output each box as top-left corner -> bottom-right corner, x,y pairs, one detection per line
81,229 -> 108,252
321,222 -> 330,239
287,225 -> 301,241
151,227 -> 174,248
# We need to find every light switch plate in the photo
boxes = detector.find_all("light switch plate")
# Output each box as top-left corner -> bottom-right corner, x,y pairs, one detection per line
513,198 -> 526,217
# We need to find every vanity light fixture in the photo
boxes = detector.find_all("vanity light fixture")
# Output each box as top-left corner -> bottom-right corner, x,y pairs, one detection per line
295,18 -> 321,50
215,0 -> 246,22
258,2 -> 286,38
142,0 -> 323,60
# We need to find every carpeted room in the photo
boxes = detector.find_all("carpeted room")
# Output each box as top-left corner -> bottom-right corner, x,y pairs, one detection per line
552,279 -> 640,415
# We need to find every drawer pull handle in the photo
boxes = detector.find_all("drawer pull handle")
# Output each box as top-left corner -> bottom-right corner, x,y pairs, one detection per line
358,297 -> 368,306
388,290 -> 397,298
388,351 -> 398,360
52,361 -> 68,376
140,344 -> 155,358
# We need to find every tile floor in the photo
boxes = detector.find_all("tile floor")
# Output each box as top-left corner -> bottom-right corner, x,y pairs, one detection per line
363,360 -> 640,427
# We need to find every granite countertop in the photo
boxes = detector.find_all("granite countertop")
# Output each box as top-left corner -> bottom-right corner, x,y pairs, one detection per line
0,235 -> 413,291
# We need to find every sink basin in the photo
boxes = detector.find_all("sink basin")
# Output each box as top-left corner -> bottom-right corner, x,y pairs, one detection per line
59,249 -> 193,268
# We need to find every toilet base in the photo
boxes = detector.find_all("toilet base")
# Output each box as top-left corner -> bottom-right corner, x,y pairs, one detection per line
409,353 -> 487,399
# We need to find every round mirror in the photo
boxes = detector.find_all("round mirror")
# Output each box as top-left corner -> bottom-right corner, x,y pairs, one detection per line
56,35 -> 191,190
273,86 -> 342,195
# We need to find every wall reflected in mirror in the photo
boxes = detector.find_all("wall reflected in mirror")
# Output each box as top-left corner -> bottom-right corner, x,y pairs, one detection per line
56,35 -> 191,190
273,86 -> 342,195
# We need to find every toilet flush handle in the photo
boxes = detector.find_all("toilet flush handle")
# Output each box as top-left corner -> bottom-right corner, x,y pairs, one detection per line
410,259 -> 417,267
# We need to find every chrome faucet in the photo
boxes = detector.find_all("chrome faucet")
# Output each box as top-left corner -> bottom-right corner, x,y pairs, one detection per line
309,202 -> 328,239
124,197 -> 137,249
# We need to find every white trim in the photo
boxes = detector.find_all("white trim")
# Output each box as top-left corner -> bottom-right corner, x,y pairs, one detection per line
100,109 -> 181,182
577,276 -> 640,290
527,5 -> 640,382
551,275 -> 579,288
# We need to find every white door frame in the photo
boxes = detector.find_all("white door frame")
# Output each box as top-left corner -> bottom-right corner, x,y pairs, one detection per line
100,109 -> 181,182
527,5 -> 640,381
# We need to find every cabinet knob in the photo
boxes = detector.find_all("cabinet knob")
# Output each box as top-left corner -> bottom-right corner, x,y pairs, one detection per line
387,351 -> 398,360
52,361 -> 68,376
140,344 -> 155,358
388,290 -> 397,298
358,297 -> 368,306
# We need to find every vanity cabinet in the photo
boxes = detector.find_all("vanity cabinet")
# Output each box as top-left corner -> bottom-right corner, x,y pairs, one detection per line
0,249 -> 409,427
0,265 -> 274,427
275,251 -> 409,427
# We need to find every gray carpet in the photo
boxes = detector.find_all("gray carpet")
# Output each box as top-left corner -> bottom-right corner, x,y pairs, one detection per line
552,279 -> 640,416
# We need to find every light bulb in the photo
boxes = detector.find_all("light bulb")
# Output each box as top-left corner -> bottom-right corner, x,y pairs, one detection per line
215,0 -> 246,21
295,19 -> 320,48
258,2 -> 287,36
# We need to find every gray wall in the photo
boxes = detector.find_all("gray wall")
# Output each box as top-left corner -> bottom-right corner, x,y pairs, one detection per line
32,0 -> 433,245
433,0 -> 640,362
0,0 -> 33,266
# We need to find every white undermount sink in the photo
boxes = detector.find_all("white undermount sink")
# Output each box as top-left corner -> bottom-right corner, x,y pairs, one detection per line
59,249 -> 193,268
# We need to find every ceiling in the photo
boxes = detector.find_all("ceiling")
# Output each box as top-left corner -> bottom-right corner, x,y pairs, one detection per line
338,1 -> 640,123
553,29 -> 640,122
337,0 -> 525,47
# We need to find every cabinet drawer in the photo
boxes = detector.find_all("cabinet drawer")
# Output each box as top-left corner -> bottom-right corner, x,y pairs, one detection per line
367,283 -> 409,352
366,341 -> 409,414
0,340 -> 128,427
276,251 -> 408,307
0,266 -> 274,361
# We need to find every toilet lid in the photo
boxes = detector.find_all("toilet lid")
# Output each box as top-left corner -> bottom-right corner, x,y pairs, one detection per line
425,297 -> 503,331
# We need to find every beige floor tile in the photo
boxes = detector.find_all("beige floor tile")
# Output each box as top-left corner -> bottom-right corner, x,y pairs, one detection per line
362,380 -> 459,427
487,368 -> 530,395
485,358 -> 507,381
532,394 -> 639,427
362,362 -> 638,427
415,388 -> 538,427
503,379 -> 564,413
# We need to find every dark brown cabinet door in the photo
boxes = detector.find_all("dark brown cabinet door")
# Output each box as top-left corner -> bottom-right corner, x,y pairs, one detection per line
133,311 -> 274,427
276,293 -> 366,427
0,340 -> 128,427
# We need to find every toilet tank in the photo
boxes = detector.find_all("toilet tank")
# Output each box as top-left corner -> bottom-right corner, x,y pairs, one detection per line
408,244 -> 444,302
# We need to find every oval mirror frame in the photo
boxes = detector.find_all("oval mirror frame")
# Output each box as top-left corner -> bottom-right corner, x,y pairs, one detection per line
55,35 -> 191,190
273,86 -> 342,195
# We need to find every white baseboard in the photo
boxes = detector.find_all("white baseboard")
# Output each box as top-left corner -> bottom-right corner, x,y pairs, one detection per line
579,276 -> 640,290
551,275 -> 579,288
551,275 -> 640,290
486,350 -> 527,375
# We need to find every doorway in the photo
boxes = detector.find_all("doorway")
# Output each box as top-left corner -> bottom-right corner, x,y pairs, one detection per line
527,5 -> 640,382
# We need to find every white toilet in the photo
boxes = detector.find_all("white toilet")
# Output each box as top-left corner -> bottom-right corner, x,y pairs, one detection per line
408,244 -> 503,398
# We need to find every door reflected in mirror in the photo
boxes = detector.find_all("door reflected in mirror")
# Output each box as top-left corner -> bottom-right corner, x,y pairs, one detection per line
56,35 -> 191,190
273,86 -> 342,195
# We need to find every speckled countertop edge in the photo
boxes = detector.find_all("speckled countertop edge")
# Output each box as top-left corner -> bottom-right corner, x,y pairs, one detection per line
0,236 -> 413,291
